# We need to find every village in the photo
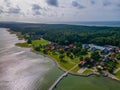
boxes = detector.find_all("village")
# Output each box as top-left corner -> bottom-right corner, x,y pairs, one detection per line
30,38 -> 120,73
16,38 -> 120,80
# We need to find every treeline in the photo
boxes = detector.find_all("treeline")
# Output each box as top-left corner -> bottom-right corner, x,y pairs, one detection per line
0,22 -> 120,47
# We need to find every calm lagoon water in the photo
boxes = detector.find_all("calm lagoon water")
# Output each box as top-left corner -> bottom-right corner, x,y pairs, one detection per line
0,28 -> 63,90
0,28 -> 120,90
55,75 -> 120,90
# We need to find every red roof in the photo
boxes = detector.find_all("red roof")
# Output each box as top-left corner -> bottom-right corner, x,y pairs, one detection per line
80,61 -> 86,65
111,52 -> 116,56
69,44 -> 74,48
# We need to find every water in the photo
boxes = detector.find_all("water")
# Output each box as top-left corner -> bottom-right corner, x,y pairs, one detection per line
0,28 -> 120,90
0,28 -> 63,90
55,75 -> 120,90
61,21 -> 120,27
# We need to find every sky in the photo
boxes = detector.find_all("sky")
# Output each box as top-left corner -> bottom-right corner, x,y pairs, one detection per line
0,0 -> 120,23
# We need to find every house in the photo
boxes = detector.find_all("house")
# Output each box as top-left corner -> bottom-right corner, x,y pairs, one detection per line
108,48 -> 114,52
97,65 -> 103,70
116,48 -> 120,52
82,44 -> 90,49
51,46 -> 55,50
93,45 -> 105,51
64,46 -> 69,51
45,47 -> 51,51
80,61 -> 86,66
103,55 -> 109,61
91,47 -> 97,52
102,48 -> 109,54
90,58 -> 94,62
111,52 -> 116,56
89,44 -> 105,52
103,66 -> 108,70
69,44 -> 75,48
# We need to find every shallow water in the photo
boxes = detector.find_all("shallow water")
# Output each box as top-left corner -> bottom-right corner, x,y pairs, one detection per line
55,75 -> 120,90
0,28 -> 63,90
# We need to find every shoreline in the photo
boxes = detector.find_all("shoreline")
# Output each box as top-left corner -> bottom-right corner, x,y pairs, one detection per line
28,49 -> 120,82
19,45 -> 120,82
7,29 -> 120,82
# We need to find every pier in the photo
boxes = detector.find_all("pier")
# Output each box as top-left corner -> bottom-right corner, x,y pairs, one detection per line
49,65 -> 78,90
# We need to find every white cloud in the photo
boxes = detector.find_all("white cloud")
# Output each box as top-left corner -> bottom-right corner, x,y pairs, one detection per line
0,0 -> 120,23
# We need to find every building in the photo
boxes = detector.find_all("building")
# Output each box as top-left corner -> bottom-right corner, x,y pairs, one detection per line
91,47 -> 97,51
80,61 -> 86,66
82,44 -> 90,49
102,48 -> 109,54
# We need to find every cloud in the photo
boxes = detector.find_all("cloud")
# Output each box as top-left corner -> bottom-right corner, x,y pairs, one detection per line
115,4 -> 120,10
46,0 -> 58,7
4,0 -> 11,7
31,4 -> 42,15
33,11 -> 41,15
7,6 -> 21,14
0,9 -> 4,14
103,1 -> 112,6
0,0 -> 120,22
117,4 -> 120,7
72,1 -> 85,9
32,4 -> 42,10
0,6 -> 4,14
90,0 -> 95,5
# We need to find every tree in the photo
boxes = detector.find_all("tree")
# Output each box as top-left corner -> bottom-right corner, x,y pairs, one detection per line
80,49 -> 87,55
70,54 -> 74,59
97,66 -> 102,73
59,54 -> 67,63
105,59 -> 118,73
34,45 -> 40,51
59,50 -> 64,54
91,51 -> 101,62
27,38 -> 32,44
43,49 -> 47,54
75,42 -> 82,48
116,53 -> 120,60
66,51 -> 71,57
59,54 -> 65,59
79,56 -> 83,61
84,57 -> 94,68
73,48 -> 80,56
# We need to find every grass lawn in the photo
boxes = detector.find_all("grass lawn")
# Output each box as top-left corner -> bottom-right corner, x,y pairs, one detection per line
48,52 -> 77,70
15,42 -> 31,48
83,69 -> 93,75
59,61 -> 76,70
115,70 -> 120,79
59,54 -> 80,70
49,52 -> 60,61
71,66 -> 80,73
117,61 -> 120,68
47,51 -> 80,70
32,39 -> 50,46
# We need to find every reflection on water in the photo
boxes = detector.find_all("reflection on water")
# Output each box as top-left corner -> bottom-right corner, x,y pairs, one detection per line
0,28 -> 63,90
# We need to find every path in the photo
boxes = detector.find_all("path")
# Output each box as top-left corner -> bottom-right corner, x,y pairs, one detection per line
77,68 -> 87,74
49,64 -> 78,90
114,68 -> 120,73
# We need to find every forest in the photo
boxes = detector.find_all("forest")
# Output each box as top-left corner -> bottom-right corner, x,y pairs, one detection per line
0,22 -> 120,47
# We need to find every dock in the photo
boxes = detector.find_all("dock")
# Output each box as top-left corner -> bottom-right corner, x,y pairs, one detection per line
49,64 -> 78,90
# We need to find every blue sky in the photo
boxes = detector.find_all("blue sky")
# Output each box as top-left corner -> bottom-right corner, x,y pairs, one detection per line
0,0 -> 120,23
